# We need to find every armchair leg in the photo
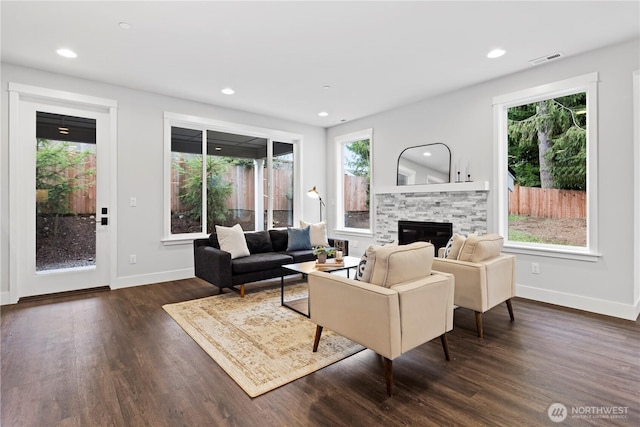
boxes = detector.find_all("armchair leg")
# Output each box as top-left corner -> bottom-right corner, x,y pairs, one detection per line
474,311 -> 483,338
506,299 -> 515,322
383,357 -> 393,397
312,325 -> 323,352
440,334 -> 451,361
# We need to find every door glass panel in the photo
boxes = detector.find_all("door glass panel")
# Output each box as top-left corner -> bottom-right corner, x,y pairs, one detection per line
35,112 -> 97,271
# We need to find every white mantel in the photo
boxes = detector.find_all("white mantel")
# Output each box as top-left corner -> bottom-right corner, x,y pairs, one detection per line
373,181 -> 490,195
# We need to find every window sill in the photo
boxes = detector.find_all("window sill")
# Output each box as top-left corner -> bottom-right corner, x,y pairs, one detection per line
333,228 -> 375,238
503,243 -> 601,262
162,234 -> 208,246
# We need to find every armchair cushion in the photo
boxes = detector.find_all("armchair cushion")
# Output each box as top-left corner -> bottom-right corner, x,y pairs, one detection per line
369,241 -> 434,288
457,234 -> 503,262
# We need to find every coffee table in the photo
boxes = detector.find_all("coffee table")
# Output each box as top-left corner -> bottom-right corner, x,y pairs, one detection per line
281,256 -> 360,317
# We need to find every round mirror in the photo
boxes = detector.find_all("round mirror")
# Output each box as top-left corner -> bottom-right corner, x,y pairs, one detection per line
397,143 -> 451,185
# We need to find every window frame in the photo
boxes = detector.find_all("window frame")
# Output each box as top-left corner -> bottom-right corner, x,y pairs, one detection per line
162,112 -> 302,245
493,73 -> 599,261
334,128 -> 374,236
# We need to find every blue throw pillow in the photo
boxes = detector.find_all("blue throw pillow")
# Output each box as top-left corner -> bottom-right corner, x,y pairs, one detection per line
287,226 -> 311,251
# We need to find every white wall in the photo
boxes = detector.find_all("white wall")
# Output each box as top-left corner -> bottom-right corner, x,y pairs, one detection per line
327,39 -> 640,320
1,63 -> 326,298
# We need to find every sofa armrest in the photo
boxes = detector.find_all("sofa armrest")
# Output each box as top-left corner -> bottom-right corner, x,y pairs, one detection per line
308,271 -> 401,359
193,239 -> 232,288
391,272 -> 455,352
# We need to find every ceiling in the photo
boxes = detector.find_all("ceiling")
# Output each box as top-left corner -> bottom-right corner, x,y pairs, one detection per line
2,1 -> 639,128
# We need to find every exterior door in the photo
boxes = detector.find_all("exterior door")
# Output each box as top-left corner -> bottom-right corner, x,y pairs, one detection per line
13,95 -> 113,298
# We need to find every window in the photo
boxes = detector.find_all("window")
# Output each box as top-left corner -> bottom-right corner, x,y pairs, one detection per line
335,129 -> 373,233
164,113 -> 301,243
493,73 -> 598,259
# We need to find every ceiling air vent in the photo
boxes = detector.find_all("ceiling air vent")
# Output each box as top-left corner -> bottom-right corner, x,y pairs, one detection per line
529,52 -> 564,66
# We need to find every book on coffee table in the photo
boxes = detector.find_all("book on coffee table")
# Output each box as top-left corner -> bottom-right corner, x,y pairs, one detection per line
315,259 -> 345,270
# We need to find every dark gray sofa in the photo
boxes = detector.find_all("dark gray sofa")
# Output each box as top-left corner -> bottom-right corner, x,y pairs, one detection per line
193,228 -> 348,296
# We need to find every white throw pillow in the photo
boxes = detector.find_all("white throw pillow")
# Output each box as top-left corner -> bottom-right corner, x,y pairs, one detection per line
300,220 -> 329,247
215,224 -> 250,259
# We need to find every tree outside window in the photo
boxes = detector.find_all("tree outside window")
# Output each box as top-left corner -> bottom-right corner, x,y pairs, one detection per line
507,92 -> 587,247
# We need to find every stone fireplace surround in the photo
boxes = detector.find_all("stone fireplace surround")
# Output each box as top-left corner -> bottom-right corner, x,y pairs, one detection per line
373,182 -> 490,244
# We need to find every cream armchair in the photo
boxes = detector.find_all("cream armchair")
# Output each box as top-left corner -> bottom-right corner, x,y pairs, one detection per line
433,234 -> 515,338
308,241 -> 454,396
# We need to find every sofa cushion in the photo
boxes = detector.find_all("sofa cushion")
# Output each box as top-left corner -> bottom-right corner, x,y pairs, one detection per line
269,229 -> 288,252
216,224 -> 250,259
285,250 -> 316,263
244,230 -> 273,254
287,226 -> 311,251
231,253 -> 293,274
457,234 -> 503,262
368,241 -> 434,288
300,220 -> 329,247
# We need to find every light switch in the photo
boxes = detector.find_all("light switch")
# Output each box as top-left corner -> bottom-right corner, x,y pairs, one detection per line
130,197 -> 137,207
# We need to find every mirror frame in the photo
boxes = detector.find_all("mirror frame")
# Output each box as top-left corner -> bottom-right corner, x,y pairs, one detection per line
396,143 -> 451,185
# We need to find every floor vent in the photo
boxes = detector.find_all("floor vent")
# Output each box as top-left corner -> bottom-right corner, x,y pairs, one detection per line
529,52 -> 564,66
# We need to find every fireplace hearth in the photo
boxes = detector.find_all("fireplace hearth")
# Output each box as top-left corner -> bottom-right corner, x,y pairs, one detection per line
398,220 -> 453,253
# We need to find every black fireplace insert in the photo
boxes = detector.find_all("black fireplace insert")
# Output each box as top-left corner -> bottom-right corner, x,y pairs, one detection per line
398,220 -> 453,254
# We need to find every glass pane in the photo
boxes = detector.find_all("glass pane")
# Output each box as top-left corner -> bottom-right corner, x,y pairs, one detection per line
343,139 -> 370,229
171,127 -> 203,234
271,142 -> 294,228
507,93 -> 587,247
35,112 -> 96,271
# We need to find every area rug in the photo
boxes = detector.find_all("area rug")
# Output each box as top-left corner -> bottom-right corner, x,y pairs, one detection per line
163,283 -> 364,397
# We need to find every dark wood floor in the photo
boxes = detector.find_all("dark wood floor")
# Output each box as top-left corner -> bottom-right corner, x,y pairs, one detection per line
2,278 -> 638,426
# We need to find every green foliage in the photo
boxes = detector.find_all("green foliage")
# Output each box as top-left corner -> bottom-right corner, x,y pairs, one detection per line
178,155 -> 233,232
36,139 -> 94,216
345,139 -> 371,209
345,139 -> 370,177
507,93 -> 586,190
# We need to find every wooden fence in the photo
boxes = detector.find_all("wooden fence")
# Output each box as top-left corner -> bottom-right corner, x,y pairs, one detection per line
60,160 -> 369,215
509,185 -> 586,219
170,165 -> 369,213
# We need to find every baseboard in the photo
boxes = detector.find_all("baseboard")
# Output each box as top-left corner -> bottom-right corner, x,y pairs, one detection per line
1,291 -> 12,305
516,284 -> 640,321
112,268 -> 194,290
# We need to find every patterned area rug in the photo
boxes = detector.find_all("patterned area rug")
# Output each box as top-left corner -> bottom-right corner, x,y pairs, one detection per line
163,283 -> 363,397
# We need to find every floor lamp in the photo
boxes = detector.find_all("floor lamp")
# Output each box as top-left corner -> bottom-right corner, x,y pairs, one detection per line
307,186 -> 325,222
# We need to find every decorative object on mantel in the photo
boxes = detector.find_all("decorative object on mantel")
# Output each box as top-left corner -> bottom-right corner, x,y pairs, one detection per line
163,283 -> 364,397
307,185 -> 325,221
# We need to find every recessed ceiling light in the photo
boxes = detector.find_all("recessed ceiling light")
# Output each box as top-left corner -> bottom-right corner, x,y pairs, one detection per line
318,111 -> 329,117
221,88 -> 235,95
487,48 -> 506,59
119,22 -> 132,30
215,147 -> 222,151
423,151 -> 432,157
323,85 -> 331,89
56,48 -> 77,58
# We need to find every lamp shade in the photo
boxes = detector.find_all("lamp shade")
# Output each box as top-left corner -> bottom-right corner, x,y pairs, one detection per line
307,186 -> 320,199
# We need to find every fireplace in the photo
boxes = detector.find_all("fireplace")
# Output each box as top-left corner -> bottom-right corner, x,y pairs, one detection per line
398,220 -> 452,253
